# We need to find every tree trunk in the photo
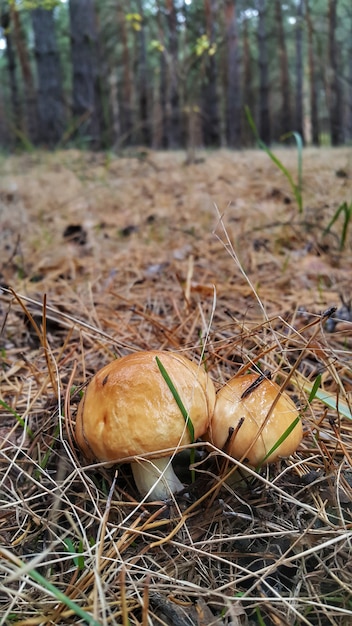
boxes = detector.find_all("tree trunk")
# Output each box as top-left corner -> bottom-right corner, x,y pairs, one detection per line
202,0 -> 220,146
295,0 -> 304,142
69,0 -> 102,148
328,0 -> 343,145
135,0 -> 150,146
31,8 -> 65,147
257,0 -> 271,144
0,8 -> 22,142
306,0 -> 319,145
165,0 -> 180,148
242,16 -> 254,146
275,0 -> 292,137
118,4 -> 133,146
225,0 -> 241,148
348,14 -> 352,142
10,4 -> 38,144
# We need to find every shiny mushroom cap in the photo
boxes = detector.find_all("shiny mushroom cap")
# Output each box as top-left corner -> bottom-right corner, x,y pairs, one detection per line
75,351 -> 216,499
208,373 -> 302,467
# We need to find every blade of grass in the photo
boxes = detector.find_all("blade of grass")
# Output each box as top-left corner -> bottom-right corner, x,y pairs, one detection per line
256,415 -> 301,470
0,398 -> 34,439
155,356 -> 195,442
1,547 -> 101,626
155,355 -> 196,482
245,106 -> 303,213
292,372 -> 352,420
308,373 -> 322,404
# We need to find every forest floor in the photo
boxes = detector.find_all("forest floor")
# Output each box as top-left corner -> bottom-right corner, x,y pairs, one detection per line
1,146 -> 352,625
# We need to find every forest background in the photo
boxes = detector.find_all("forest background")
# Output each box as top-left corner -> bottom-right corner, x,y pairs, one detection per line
0,0 -> 351,153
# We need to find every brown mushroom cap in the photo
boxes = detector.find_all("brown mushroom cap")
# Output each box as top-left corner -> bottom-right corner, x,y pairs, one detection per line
75,350 -> 216,463
208,373 -> 302,466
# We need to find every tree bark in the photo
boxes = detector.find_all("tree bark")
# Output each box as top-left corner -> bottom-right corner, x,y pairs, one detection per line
328,0 -> 343,145
306,0 -> 319,145
275,0 -> 292,137
136,0 -> 150,146
202,0 -> 220,146
225,0 -> 241,148
0,8 -> 22,142
242,15 -> 254,146
10,4 -> 38,144
257,0 -> 271,144
165,0 -> 180,148
295,0 -> 304,142
31,7 -> 65,146
69,0 -> 102,148
118,4 -> 133,146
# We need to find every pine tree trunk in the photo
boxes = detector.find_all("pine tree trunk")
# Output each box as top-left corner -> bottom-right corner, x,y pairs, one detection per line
257,0 -> 271,144
202,0 -> 220,146
69,0 -> 102,148
225,0 -> 241,148
295,0 -> 304,142
165,0 -> 180,148
306,0 -> 319,145
10,4 -> 38,144
31,8 -> 65,146
1,9 -> 22,142
118,4 -> 133,146
136,0 -> 150,146
275,0 -> 292,137
328,0 -> 343,145
348,18 -> 352,142
242,16 -> 254,146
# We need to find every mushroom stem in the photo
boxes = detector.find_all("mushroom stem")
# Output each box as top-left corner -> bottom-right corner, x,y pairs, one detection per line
131,457 -> 184,501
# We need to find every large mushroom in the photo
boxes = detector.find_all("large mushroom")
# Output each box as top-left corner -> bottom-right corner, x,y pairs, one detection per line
207,372 -> 302,467
75,350 -> 216,500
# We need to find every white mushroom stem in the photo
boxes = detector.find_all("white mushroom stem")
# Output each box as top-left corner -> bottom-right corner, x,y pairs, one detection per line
131,457 -> 184,501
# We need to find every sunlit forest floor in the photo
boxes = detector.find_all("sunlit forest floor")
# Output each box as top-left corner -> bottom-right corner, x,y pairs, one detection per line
1,147 -> 352,625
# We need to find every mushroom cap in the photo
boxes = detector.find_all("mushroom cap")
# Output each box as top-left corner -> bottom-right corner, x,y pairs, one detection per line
208,373 -> 302,466
75,350 -> 216,463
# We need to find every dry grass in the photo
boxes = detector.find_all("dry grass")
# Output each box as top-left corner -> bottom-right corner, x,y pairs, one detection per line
1,146 -> 352,625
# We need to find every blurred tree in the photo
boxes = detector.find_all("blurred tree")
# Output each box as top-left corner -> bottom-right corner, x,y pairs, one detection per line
225,0 -> 241,147
275,0 -> 292,137
69,0 -> 102,147
0,6 -> 21,142
294,0 -> 304,141
328,0 -> 343,145
306,0 -> 319,145
165,0 -> 180,148
31,7 -> 65,146
9,2 -> 37,143
202,0 -> 220,146
257,0 -> 271,144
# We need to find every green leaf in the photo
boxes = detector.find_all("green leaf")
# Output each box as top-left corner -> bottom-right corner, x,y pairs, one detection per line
308,373 -> 322,403
256,416 -> 301,469
245,106 -> 303,213
0,399 -> 34,439
155,356 -> 195,442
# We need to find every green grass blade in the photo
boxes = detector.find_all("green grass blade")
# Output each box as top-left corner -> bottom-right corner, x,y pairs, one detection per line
308,373 -> 322,403
0,399 -> 34,439
155,355 -> 196,482
245,106 -> 303,213
2,549 -> 101,626
155,356 -> 195,442
293,374 -> 352,420
257,416 -> 301,470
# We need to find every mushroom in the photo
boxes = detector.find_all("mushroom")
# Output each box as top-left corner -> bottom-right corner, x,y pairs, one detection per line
207,372 -> 302,467
75,350 -> 216,500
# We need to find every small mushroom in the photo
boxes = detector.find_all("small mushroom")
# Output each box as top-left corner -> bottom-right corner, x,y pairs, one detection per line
75,351 -> 216,500
207,373 -> 302,467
